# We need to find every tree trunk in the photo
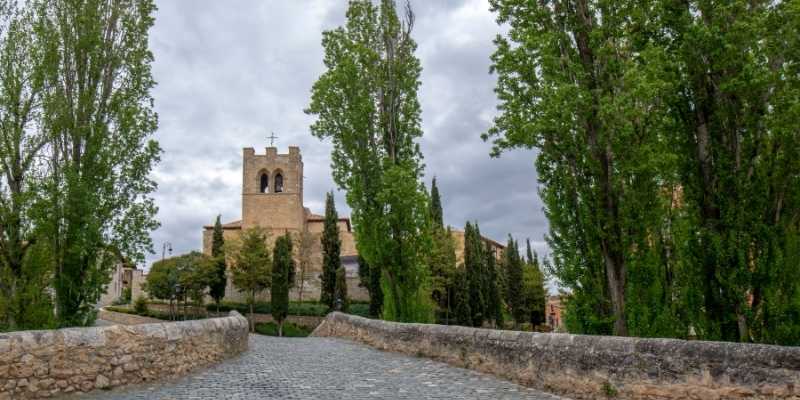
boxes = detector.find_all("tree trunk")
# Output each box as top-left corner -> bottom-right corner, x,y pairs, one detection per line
249,295 -> 255,333
278,320 -> 283,337
603,247 -> 628,336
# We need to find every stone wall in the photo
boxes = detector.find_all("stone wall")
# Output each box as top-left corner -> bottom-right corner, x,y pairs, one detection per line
312,312 -> 800,400
0,312 -> 249,399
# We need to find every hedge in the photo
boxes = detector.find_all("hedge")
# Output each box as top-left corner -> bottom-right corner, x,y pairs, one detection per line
207,301 -> 370,318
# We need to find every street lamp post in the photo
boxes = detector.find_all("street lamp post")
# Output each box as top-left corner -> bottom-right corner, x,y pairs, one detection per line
162,242 -> 173,261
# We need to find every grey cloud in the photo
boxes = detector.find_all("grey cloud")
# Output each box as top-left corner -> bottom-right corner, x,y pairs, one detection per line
145,0 -> 550,270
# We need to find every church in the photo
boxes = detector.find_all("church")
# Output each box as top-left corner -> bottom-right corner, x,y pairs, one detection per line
202,146 -> 367,302
202,145 -> 505,304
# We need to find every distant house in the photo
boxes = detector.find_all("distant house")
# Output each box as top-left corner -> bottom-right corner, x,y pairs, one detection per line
546,295 -> 566,332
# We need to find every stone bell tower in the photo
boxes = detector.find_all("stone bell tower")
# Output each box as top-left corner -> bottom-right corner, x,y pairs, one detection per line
241,146 -> 305,233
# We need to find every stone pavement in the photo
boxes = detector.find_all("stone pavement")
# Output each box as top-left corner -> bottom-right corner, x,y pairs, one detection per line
74,335 -> 567,400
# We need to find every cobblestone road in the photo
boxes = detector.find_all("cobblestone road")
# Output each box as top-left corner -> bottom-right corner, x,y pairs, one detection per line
76,335 -> 566,400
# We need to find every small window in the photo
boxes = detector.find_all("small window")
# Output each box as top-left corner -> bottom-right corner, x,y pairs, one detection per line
274,173 -> 283,193
260,173 -> 269,193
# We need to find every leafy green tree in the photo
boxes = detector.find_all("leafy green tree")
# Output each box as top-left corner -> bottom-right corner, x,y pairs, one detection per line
464,222 -> 485,327
178,252 -> 217,313
503,237 -> 526,327
335,266 -> 350,313
271,233 -> 293,337
320,191 -> 341,310
40,0 -> 161,327
145,257 -> 180,320
146,252 -> 215,320
209,215 -> 228,312
357,255 -> 383,317
655,0 -> 800,344
230,227 -> 271,332
486,0 -> 674,336
307,0 -> 432,322
485,242 -> 503,328
452,267 -> 472,326
0,4 -> 51,330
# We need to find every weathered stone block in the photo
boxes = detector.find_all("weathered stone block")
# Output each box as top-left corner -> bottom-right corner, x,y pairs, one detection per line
0,311 -> 248,399
313,312 -> 800,400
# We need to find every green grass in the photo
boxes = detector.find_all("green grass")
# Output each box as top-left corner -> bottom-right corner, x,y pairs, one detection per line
254,321 -> 312,337
104,306 -> 206,321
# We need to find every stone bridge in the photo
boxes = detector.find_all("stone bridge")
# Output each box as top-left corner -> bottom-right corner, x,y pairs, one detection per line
74,334 -> 563,400
2,311 -> 799,400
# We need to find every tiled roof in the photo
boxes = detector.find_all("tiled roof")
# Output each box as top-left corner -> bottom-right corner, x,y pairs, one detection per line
203,220 -> 242,230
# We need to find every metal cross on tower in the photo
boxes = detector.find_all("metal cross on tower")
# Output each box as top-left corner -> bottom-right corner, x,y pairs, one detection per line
267,132 -> 279,147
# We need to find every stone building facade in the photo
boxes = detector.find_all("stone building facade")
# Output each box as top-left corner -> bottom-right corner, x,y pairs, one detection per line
201,146 -> 506,304
97,264 -> 145,307
202,146 -> 366,302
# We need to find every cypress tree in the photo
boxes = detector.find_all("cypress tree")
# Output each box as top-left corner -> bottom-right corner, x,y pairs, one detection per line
320,192 -> 341,310
505,236 -> 526,327
209,215 -> 227,312
453,268 -> 472,326
335,266 -> 350,313
430,177 -> 443,229
464,222 -> 485,327
271,233 -> 293,337
526,238 -> 534,265
524,251 -> 547,328
485,241 -> 503,328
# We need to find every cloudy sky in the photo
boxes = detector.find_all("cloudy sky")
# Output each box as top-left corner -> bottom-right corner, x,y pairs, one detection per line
145,0 -> 549,268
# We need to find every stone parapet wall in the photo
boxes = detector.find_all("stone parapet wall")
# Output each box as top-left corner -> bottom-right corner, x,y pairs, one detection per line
312,312 -> 800,400
0,311 -> 249,399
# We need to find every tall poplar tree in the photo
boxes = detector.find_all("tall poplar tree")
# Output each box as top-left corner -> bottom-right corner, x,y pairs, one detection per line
656,0 -> 800,344
486,0 -> 674,336
41,0 -> 161,327
209,215 -> 227,312
320,191 -> 341,310
307,0 -> 432,322
0,3 -> 52,330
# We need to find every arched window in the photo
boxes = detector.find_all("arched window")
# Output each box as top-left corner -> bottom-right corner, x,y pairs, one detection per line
260,173 -> 269,193
274,173 -> 284,193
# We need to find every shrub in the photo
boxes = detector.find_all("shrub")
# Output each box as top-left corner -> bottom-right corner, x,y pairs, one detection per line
206,300 -> 372,318
133,297 -> 148,314
254,322 -> 311,337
